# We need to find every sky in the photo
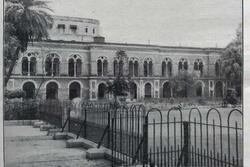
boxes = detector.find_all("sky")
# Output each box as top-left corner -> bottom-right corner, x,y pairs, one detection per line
49,0 -> 241,47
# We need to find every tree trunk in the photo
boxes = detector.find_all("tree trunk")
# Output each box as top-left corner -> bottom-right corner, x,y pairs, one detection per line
4,47 -> 20,87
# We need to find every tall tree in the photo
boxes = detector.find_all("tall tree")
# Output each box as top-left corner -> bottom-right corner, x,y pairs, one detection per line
221,24 -> 242,96
106,50 -> 130,102
4,0 -> 53,86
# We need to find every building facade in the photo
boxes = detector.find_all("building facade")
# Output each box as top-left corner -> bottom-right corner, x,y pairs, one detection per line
7,16 -> 226,101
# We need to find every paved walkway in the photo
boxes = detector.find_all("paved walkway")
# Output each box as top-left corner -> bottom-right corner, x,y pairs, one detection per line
4,125 -> 111,167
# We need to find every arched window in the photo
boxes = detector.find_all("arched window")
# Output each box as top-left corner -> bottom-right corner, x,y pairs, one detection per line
163,82 -> 171,98
130,82 -> 137,100
22,53 -> 37,76
68,55 -> 82,77
194,59 -> 203,77
68,58 -> 75,76
22,57 -> 28,75
45,57 -> 52,76
30,57 -> 36,76
215,60 -> 221,77
128,58 -> 139,77
167,61 -> 172,77
134,61 -> 139,77
46,82 -> 58,99
195,82 -> 203,97
129,60 -> 133,76
45,53 -> 60,76
23,82 -> 36,99
103,60 -> 108,76
76,59 -> 82,76
98,83 -> 107,99
162,61 -> 166,77
179,58 -> 188,71
145,83 -> 152,98
144,61 -> 148,76
97,59 -> 102,76
97,57 -> 108,76
144,58 -> 153,77
162,58 -> 172,77
69,82 -> 81,100
53,58 -> 60,76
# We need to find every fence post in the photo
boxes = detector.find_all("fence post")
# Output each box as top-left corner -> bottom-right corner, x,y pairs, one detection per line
143,116 -> 148,166
67,107 -> 71,132
84,107 -> 87,138
107,112 -> 110,149
183,121 -> 191,167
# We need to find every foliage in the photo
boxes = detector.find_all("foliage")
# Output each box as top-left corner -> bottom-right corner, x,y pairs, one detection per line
4,100 -> 38,120
5,89 -> 26,99
106,50 -> 130,99
4,0 -> 53,86
171,71 -> 195,97
221,24 -> 242,94
106,75 -> 130,97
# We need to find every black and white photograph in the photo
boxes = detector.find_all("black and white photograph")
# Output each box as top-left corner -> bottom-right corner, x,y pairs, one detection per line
2,0 -> 243,166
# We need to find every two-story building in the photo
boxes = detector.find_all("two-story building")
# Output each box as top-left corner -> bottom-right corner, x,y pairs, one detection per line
7,15 -> 226,101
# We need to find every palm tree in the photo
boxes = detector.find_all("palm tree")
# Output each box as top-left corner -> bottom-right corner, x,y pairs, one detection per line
4,0 -> 53,86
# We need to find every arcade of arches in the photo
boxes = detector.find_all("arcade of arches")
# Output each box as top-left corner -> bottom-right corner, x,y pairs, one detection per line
21,79 -> 225,100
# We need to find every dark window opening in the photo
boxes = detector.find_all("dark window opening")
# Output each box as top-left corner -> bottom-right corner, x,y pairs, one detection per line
69,82 -> 81,100
76,59 -> 82,76
144,61 -> 148,76
53,58 -> 60,76
167,61 -> 172,77
114,60 -> 118,76
97,60 -> 102,76
196,84 -> 202,97
98,83 -> 107,99
45,57 -> 52,76
103,60 -> 108,76
68,58 -> 74,76
129,60 -> 133,76
23,82 -> 35,99
46,82 -> 58,99
70,25 -> 77,33
130,82 -> 137,99
163,82 -> 171,98
162,61 -> 166,77
30,57 -> 36,76
134,61 -> 139,77
145,83 -> 152,98
22,57 -> 28,75
149,61 -> 153,76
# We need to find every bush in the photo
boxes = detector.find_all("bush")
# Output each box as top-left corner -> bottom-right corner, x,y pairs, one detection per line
4,100 -> 38,120
5,89 -> 25,99
197,98 -> 206,105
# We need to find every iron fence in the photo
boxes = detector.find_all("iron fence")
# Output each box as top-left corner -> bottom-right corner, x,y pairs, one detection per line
36,99 -> 242,167
140,107 -> 243,167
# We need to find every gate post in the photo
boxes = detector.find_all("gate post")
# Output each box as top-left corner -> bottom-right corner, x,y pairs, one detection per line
143,116 -> 148,166
183,121 -> 191,167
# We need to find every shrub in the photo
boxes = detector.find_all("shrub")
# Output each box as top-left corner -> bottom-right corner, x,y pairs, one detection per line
5,89 -> 25,99
4,100 -> 38,120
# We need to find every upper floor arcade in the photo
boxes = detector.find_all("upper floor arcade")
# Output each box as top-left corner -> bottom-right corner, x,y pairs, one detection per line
12,41 -> 224,79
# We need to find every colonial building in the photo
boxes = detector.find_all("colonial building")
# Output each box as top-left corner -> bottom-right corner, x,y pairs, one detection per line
7,15 -> 226,101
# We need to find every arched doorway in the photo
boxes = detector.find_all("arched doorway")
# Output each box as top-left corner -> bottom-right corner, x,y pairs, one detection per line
23,82 -> 36,99
215,81 -> 223,97
130,82 -> 137,100
195,82 -> 203,97
46,82 -> 58,99
163,82 -> 171,98
69,82 -> 81,100
145,83 -> 152,98
98,83 -> 107,99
